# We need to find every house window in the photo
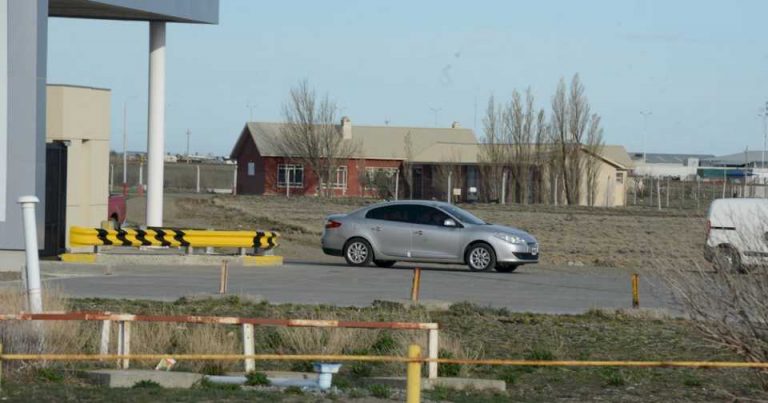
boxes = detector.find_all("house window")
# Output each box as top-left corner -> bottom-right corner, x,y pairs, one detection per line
321,166 -> 348,189
247,162 -> 255,176
364,167 -> 398,189
277,164 -> 304,188
616,172 -> 624,184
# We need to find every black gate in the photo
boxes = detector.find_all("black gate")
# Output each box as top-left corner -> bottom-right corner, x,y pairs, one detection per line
43,141 -> 67,257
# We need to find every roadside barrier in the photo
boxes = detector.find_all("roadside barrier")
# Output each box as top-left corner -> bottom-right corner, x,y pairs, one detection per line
69,226 -> 279,252
0,311 -> 440,379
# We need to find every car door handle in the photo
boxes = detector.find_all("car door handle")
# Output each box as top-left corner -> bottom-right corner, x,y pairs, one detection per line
372,226 -> 382,232
413,230 -> 423,235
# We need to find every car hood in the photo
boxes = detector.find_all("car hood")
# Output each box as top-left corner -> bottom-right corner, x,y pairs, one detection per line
482,224 -> 538,243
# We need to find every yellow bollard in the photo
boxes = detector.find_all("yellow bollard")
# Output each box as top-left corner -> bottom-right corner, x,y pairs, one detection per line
410,268 -> 421,302
631,273 -> 639,309
406,344 -> 422,403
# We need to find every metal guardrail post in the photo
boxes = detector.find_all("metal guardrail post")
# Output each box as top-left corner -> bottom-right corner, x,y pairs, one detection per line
117,321 -> 131,369
243,324 -> 255,373
428,329 -> 439,379
406,344 -> 422,403
632,274 -> 640,309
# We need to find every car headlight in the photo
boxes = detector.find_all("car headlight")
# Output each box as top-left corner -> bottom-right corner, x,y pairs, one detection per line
493,232 -> 525,244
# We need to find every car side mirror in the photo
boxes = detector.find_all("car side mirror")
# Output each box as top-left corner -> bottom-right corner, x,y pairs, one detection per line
443,218 -> 457,227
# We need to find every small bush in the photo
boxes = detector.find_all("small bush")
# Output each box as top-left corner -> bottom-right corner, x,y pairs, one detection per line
438,349 -> 461,377
198,378 -> 241,391
350,362 -> 373,378
368,384 -> 391,399
199,363 -> 226,376
370,333 -> 398,354
36,368 -> 64,383
132,380 -> 162,389
602,368 -> 626,387
290,361 -> 314,373
245,371 -> 271,386
683,374 -> 702,387
284,385 -> 304,395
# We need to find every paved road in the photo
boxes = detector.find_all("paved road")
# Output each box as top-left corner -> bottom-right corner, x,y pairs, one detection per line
22,261 -> 679,315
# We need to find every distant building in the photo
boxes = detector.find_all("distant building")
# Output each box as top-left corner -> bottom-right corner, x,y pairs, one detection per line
230,118 -> 634,207
630,152 -> 713,179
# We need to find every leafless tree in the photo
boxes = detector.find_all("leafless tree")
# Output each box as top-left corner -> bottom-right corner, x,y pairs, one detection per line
479,96 -> 505,202
584,114 -> 605,206
272,80 -> 359,197
402,131 -> 414,199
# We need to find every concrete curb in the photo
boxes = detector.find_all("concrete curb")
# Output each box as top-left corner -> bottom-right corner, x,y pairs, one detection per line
57,253 -> 283,267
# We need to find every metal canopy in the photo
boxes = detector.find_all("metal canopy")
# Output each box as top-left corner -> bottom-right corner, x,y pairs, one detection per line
49,0 -> 219,24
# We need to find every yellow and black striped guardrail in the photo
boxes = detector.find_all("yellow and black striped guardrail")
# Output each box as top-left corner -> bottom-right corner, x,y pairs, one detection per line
70,227 -> 279,250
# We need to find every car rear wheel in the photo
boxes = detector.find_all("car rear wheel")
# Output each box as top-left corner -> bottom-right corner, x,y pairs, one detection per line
466,243 -> 496,272
344,238 -> 373,266
374,260 -> 396,268
714,246 -> 744,273
495,264 -> 519,273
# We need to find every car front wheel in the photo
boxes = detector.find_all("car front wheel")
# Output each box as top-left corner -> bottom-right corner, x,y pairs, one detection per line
466,243 -> 496,271
344,238 -> 373,266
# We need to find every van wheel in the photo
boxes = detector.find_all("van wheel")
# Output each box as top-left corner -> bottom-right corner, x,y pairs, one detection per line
714,246 -> 744,273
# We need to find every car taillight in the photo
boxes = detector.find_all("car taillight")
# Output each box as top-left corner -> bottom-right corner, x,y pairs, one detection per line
325,220 -> 342,229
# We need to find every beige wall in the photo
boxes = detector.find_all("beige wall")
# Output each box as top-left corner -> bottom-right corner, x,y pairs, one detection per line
580,158 -> 627,207
46,85 -> 111,248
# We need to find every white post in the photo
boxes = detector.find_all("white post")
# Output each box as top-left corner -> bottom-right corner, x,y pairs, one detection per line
146,21 -> 166,227
232,163 -> 238,196
139,162 -> 144,186
100,320 -> 111,357
243,323 -> 255,373
395,169 -> 400,200
553,177 -> 558,206
110,164 -> 114,193
722,169 -> 727,198
196,165 -> 201,193
18,196 -> 42,313
428,329 -> 439,379
657,178 -> 662,210
501,170 -> 507,205
117,320 -> 131,369
447,170 -> 452,204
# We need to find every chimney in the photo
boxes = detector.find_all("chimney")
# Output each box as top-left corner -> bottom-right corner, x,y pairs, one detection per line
451,121 -> 461,129
341,116 -> 352,140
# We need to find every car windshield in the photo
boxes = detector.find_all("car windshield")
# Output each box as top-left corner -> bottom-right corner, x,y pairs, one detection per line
440,205 -> 485,225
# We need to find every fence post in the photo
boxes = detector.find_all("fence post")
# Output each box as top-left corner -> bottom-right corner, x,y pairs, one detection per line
656,179 -> 661,210
243,323 -> 255,373
100,319 -> 112,358
666,177 -> 670,208
232,164 -> 238,196
406,344 -> 422,403
117,320 -> 131,369
501,170 -> 507,205
410,268 -> 421,302
631,273 -> 640,309
428,329 -> 439,379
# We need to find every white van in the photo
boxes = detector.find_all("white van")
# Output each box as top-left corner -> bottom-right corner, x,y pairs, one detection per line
705,198 -> 768,272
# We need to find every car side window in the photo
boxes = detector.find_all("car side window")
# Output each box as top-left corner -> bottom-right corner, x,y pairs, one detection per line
408,205 -> 450,226
365,205 -> 409,223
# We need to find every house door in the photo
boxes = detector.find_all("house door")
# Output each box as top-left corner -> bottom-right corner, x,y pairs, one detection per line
43,142 -> 67,257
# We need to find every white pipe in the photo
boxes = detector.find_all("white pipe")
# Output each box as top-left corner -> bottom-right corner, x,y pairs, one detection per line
447,170 -> 452,204
139,162 -> 143,186
146,21 -> 166,227
196,165 -> 200,193
501,170 -> 507,205
18,196 -> 42,313
233,163 -> 238,195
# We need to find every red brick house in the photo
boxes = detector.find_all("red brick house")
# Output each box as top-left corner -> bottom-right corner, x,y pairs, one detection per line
230,118 -> 478,197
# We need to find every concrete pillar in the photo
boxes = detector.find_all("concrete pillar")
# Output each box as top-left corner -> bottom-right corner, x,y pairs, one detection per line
146,21 -> 166,227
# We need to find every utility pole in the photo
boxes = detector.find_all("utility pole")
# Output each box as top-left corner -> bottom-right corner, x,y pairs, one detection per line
760,102 -> 768,169
186,129 -> 191,158
640,111 -> 652,164
122,102 -> 128,185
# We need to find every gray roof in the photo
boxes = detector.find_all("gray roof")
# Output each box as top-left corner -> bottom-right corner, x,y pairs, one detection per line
49,0 -> 219,24
236,121 -> 478,161
703,151 -> 768,165
629,152 -> 714,164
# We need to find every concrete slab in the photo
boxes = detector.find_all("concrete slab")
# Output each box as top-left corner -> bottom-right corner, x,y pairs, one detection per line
362,376 -> 506,392
384,299 -> 453,311
84,369 -> 203,388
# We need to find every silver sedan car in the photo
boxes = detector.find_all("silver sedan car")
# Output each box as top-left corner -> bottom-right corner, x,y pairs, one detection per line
321,200 -> 539,272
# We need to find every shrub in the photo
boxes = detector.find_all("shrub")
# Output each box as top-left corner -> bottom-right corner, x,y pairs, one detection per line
244,371 -> 271,386
132,380 -> 162,389
368,384 -> 391,399
438,349 -> 461,377
36,368 -> 64,383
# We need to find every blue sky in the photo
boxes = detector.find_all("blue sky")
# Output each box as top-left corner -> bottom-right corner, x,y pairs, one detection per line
47,0 -> 768,157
